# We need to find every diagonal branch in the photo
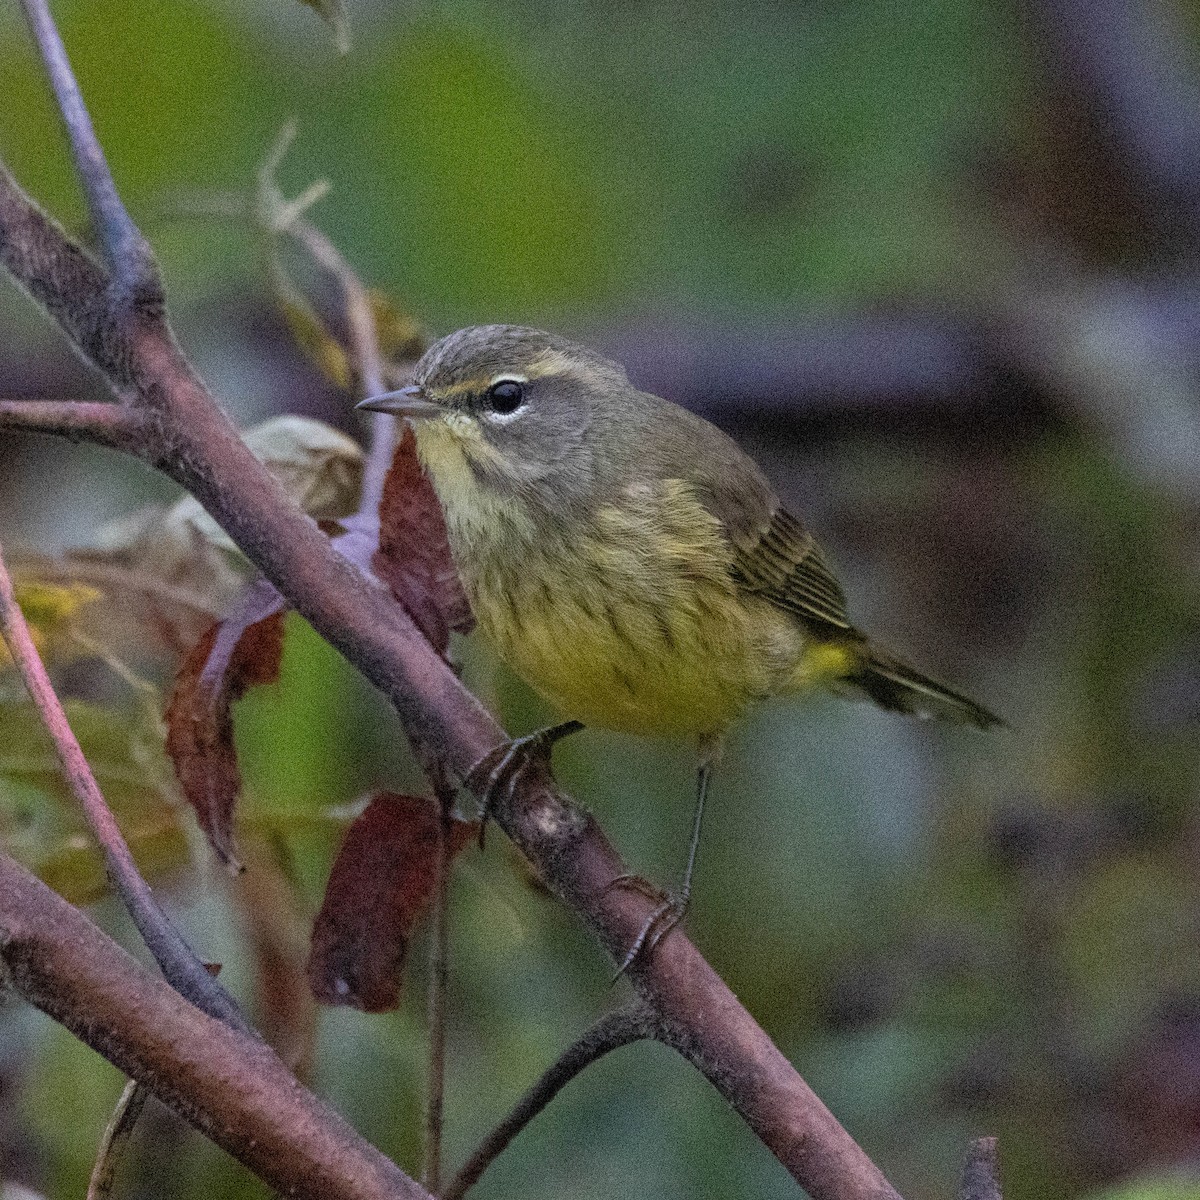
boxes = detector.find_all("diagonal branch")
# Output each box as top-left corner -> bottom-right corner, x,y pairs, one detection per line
0,537 -> 249,1032
18,0 -> 161,309
0,155 -> 903,1200
0,166 -> 903,1200
0,849 -> 434,1200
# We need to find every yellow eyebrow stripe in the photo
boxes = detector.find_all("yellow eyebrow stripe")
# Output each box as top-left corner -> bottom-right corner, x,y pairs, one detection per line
430,355 -> 573,400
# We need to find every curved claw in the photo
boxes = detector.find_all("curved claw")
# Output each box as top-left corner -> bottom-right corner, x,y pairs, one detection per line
593,872 -> 668,906
464,721 -> 584,848
611,891 -> 689,982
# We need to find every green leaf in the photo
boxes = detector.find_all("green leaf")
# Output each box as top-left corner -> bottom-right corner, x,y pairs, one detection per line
0,699 -> 188,903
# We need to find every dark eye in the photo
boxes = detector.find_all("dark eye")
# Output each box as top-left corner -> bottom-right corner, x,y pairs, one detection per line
486,379 -> 525,414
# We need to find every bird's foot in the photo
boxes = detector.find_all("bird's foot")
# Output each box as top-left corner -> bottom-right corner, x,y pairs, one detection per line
465,720 -> 583,848
595,874 -> 689,980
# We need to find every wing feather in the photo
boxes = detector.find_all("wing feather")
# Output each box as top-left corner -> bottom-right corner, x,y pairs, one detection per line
729,507 -> 852,631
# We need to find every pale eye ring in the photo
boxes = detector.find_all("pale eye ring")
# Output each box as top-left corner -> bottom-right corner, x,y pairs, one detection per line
486,379 -> 525,415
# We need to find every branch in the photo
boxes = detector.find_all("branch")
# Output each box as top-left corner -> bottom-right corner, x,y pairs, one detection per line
0,850 -> 434,1200
958,1138 -> 1002,1200
0,179 -> 901,1200
18,0 -> 161,307
424,779 -> 455,1193
0,162 -> 130,385
0,399 -> 148,449
0,538 -> 249,1032
442,1003 -> 655,1200
0,159 -> 902,1199
0,19 -> 908,1197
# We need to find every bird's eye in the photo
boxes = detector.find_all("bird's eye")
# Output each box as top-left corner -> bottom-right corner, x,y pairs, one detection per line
486,379 -> 525,415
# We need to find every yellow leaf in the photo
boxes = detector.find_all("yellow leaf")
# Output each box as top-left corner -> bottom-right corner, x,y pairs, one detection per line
368,290 -> 428,365
0,580 -> 102,669
281,298 -> 352,390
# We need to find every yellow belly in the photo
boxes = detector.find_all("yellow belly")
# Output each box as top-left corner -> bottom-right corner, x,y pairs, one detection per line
455,486 -> 809,739
414,421 -> 820,738
482,578 -> 799,737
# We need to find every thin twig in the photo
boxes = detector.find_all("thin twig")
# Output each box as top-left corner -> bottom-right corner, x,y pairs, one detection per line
424,780 -> 455,1193
287,216 -> 395,513
442,1003 -> 656,1200
286,220 -> 383,396
252,124 -> 398,512
0,400 -> 147,450
0,537 -> 249,1033
17,0 -> 160,307
86,1078 -> 148,1200
958,1138 -> 1002,1200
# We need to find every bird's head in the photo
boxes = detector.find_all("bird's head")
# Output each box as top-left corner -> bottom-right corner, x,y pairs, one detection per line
358,325 -> 630,497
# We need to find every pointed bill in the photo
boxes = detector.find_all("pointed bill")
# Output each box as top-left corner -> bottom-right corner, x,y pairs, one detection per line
356,386 -> 442,419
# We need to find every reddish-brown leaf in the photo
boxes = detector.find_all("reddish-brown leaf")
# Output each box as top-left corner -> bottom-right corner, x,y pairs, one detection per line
307,793 -> 476,1012
371,427 -> 473,654
165,585 -> 286,869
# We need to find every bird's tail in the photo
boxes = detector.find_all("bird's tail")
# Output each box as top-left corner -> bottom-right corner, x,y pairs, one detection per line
842,642 -> 1004,730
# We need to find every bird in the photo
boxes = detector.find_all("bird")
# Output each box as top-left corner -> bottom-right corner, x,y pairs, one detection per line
359,324 -> 1002,970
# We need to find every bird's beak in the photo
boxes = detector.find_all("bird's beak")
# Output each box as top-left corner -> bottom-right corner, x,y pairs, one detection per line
356,385 -> 443,420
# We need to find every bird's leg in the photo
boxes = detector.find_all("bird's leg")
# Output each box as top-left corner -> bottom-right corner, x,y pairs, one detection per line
608,757 -> 712,978
465,720 -> 584,847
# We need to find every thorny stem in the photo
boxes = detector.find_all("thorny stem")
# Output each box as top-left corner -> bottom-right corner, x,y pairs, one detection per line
441,1003 -> 656,1200
18,0 -> 161,307
0,539 -> 250,1033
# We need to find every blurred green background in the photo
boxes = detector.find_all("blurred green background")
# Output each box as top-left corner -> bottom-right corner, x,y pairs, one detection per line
3,0 -> 1200,1197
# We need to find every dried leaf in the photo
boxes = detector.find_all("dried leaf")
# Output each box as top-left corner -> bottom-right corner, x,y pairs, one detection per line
163,416 -> 363,555
86,416 -> 363,614
307,793 -> 475,1012
164,599 -> 286,869
371,427 -> 474,654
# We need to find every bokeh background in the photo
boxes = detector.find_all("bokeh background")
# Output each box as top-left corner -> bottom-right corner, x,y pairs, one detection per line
3,0 -> 1200,1197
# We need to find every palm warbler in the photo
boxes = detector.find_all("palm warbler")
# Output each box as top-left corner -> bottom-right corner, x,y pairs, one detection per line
360,325 -> 1001,967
